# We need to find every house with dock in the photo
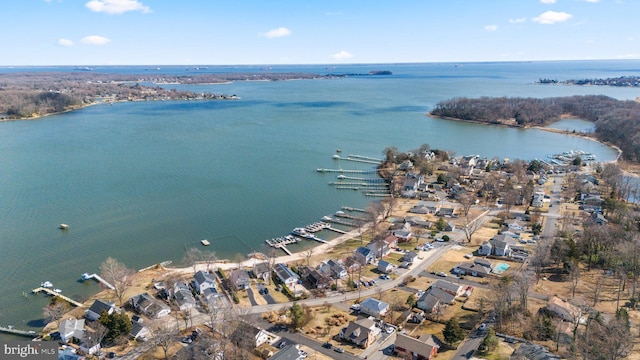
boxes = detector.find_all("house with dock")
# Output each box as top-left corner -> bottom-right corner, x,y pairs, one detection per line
85,300 -> 117,321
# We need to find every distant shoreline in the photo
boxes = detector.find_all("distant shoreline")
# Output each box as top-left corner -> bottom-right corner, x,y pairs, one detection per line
428,113 -> 623,163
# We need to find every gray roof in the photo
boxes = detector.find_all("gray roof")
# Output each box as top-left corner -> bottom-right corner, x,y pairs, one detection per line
270,344 -> 303,360
360,298 -> 389,315
431,280 -> 461,295
88,300 -> 114,316
194,270 -> 216,287
273,263 -> 299,282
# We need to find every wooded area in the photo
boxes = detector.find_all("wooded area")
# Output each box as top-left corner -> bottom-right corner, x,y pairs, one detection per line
430,95 -> 640,163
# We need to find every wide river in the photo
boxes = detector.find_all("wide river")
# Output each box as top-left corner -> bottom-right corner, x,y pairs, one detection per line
0,60 -> 637,335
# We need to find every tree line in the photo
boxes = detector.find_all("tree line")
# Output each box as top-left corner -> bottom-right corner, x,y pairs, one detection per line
430,95 -> 640,162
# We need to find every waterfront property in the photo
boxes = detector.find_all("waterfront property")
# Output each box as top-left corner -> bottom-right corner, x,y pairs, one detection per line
273,263 -> 300,288
85,300 -> 117,321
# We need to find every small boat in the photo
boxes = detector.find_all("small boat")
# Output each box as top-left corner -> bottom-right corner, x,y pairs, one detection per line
54,289 -> 62,293
41,281 -> 53,288
291,228 -> 308,237
59,224 -> 69,230
81,273 -> 91,280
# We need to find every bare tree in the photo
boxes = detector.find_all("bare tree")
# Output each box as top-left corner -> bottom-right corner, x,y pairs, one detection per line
203,251 -> 218,272
183,247 -> 203,274
305,248 -> 314,267
462,215 -> 483,243
568,261 -> 580,299
457,193 -> 477,218
153,323 -> 179,360
43,301 -> 69,328
100,257 -> 134,305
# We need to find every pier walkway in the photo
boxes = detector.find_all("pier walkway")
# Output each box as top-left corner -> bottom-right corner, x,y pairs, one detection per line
32,287 -> 84,307
82,273 -> 116,290
0,326 -> 37,338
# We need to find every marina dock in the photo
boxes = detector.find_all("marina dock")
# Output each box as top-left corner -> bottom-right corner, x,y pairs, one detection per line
341,206 -> 366,212
316,168 -> 380,174
81,273 -> 116,290
332,155 -> 382,165
322,216 -> 357,227
0,326 -> 37,338
265,236 -> 297,255
32,287 -> 84,307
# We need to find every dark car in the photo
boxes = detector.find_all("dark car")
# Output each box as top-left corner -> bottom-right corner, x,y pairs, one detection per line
107,352 -> 116,359
322,342 -> 332,349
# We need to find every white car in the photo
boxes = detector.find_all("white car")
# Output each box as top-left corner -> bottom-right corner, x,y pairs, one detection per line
436,272 -> 447,277
350,304 -> 361,311
479,323 -> 487,331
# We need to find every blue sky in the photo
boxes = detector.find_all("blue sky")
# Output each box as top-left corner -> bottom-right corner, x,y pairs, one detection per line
2,0 -> 638,65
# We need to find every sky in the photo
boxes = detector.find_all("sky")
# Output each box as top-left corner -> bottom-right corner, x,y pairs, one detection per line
1,0 -> 639,65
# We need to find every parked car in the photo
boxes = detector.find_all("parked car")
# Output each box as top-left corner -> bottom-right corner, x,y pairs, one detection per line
436,272 -> 448,277
479,323 -> 486,331
350,304 -> 361,311
334,347 -> 345,353
322,342 -> 333,349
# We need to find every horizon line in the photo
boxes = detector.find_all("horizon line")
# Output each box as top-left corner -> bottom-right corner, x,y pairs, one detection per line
1,58 -> 639,67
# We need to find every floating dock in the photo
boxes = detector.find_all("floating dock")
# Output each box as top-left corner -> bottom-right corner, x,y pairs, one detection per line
200,239 -> 210,246
59,223 -> 69,230
265,236 -> 297,256
32,287 -> 84,307
81,273 -> 116,290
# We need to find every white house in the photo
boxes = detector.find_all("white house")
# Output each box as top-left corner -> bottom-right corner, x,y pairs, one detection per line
58,318 -> 85,342
273,263 -> 300,288
547,296 -> 584,323
359,298 -> 390,318
193,270 -> 217,295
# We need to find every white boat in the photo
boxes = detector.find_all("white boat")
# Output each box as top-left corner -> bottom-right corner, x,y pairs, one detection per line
81,273 -> 91,280
54,289 -> 62,293
41,281 -> 53,288
291,228 -> 308,237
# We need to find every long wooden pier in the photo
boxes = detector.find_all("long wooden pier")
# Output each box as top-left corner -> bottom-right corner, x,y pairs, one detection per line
325,226 -> 347,234
0,326 -> 38,338
332,155 -> 382,165
341,206 -> 367,212
32,287 -> 84,307
82,273 -> 115,290
316,168 -> 379,174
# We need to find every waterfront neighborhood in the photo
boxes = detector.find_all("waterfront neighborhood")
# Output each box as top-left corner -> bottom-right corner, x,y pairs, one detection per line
11,145 -> 639,360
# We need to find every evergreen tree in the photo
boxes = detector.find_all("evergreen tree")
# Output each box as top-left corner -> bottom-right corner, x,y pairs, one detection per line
443,318 -> 465,344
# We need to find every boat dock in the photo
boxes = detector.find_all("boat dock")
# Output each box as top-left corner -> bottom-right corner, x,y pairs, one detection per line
341,206 -> 367,212
81,273 -> 116,290
32,287 -> 84,307
332,155 -> 382,165
316,168 -> 379,174
347,154 -> 383,162
0,326 -> 37,338
265,237 -> 295,256
305,222 -> 330,233
322,216 -> 356,227
337,175 -> 386,183
325,226 -> 347,234
334,212 -> 369,222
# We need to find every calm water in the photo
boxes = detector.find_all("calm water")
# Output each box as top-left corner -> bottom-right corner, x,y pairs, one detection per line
0,61 -> 636,336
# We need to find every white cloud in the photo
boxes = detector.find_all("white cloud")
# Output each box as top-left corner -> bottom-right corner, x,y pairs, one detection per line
57,38 -> 74,47
81,35 -> 111,45
85,0 -> 150,14
484,25 -> 498,32
540,0 -> 557,4
509,18 -> 527,23
582,0 -> 600,2
331,50 -> 353,60
259,27 -> 291,38
532,11 -> 572,24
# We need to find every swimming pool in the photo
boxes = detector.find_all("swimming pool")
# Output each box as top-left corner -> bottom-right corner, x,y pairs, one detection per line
493,263 -> 511,274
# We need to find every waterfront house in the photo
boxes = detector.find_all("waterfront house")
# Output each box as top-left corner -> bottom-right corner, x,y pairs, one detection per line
394,333 -> 439,360
85,300 -> 116,321
193,270 -> 217,295
229,269 -> 251,291
202,287 -> 219,305
129,293 -> 171,318
355,246 -> 375,265
377,260 -> 394,274
339,318 -> 381,348
58,318 -> 85,342
359,298 -> 390,318
273,263 -> 300,288
252,262 -> 271,282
